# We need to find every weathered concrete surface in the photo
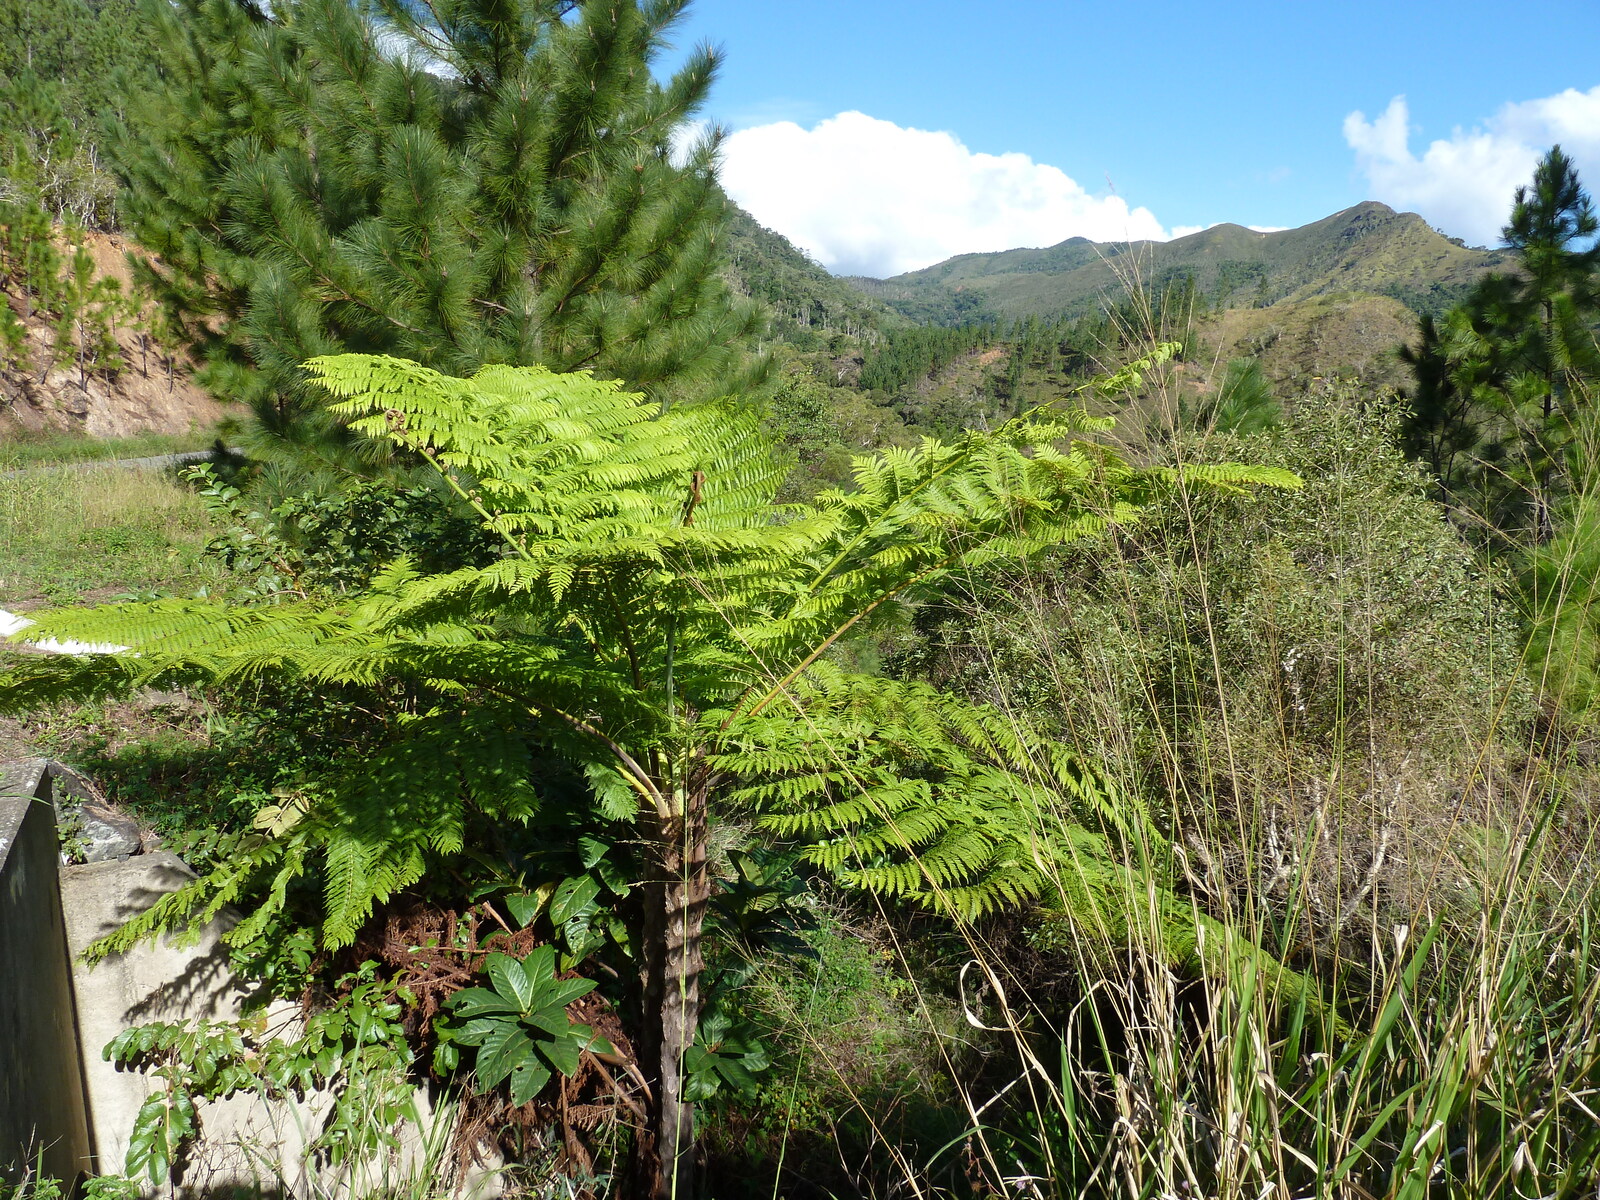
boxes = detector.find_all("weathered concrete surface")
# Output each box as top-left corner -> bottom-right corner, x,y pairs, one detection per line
0,759 -> 95,1185
60,853 -> 333,1194
60,855 -> 485,1198
1,759 -> 493,1196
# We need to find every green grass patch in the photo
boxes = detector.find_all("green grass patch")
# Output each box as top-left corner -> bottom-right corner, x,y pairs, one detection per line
0,465 -> 225,604
0,427 -> 225,469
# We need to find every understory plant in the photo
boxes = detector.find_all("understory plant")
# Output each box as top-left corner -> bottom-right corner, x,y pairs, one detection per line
3,349 -> 1296,1196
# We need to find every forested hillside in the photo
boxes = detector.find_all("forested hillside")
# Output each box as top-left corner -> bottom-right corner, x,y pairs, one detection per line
867,201 -> 1509,321
722,202 -> 903,345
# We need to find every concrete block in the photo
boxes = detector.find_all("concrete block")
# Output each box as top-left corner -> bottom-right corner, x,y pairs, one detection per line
62,855 -> 493,1199
60,854 -> 328,1194
0,759 -> 94,1186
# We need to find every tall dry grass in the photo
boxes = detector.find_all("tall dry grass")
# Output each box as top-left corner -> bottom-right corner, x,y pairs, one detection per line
865,315 -> 1600,1198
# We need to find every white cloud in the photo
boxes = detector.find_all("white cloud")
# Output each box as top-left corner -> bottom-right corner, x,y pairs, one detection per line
1344,88 -> 1600,247
717,111 -> 1174,277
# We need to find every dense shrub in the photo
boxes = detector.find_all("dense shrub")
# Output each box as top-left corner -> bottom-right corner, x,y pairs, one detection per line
903,385 -> 1535,954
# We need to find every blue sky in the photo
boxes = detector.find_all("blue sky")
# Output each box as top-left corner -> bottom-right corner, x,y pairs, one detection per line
660,0 -> 1600,277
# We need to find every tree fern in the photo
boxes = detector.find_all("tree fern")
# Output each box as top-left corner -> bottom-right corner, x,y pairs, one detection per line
3,350 -> 1299,1195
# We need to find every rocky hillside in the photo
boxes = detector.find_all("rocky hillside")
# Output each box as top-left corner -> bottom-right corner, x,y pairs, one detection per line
1,230 -> 223,440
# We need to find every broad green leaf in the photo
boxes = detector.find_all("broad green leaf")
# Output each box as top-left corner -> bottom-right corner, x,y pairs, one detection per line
456,1016 -> 504,1043
125,1087 -> 196,1184
524,1005 -> 575,1037
474,1023 -> 531,1088
448,987 -> 522,1020
714,1056 -> 758,1092
549,875 -> 601,925
486,952 -> 535,1012
504,892 -> 545,927
563,918 -> 605,960
509,1060 -> 552,1106
543,977 -> 599,1008
520,944 -> 558,992
542,1030 -> 586,1076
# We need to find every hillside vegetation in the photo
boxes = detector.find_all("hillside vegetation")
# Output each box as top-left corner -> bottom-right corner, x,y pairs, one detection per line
722,202 -> 904,345
868,201 -> 1509,322
9,4 -> 1600,1200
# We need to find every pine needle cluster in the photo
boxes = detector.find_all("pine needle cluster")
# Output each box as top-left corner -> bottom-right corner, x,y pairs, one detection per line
111,0 -> 767,468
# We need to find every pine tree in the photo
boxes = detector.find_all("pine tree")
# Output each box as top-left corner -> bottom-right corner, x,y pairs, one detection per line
5,349 -> 1301,1197
1402,147 -> 1600,539
1502,146 -> 1600,537
110,0 -> 768,470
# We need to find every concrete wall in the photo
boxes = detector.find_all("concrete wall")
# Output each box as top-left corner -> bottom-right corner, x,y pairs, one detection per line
61,852 -> 332,1196
61,852 -> 488,1199
0,759 -> 95,1185
2,764 -> 495,1198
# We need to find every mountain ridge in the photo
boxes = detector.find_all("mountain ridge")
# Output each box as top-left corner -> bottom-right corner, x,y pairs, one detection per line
845,201 -> 1510,325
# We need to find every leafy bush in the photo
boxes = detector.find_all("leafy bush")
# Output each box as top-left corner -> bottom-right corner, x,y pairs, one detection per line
187,465 -> 502,599
906,385 -> 1532,954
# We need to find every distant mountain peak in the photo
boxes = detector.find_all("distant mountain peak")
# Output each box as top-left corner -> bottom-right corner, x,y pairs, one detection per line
858,201 -> 1507,322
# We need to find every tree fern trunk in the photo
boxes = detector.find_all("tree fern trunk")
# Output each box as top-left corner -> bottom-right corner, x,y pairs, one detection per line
632,788 -> 708,1198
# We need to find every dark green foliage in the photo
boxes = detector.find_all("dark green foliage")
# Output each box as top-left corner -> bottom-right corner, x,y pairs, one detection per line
722,204 -> 897,345
696,912 -> 971,1200
844,274 -> 1000,327
440,948 -> 607,1107
761,357 -> 913,498
1402,147 -> 1600,541
0,197 -> 63,319
188,464 -> 502,598
858,323 -> 999,397
112,0 -> 767,468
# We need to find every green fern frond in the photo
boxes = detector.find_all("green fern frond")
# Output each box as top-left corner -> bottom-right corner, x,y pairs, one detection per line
18,353 -> 1302,975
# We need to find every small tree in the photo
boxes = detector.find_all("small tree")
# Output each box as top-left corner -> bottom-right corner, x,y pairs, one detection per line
1503,146 -> 1600,536
7,352 -> 1296,1196
54,240 -> 126,387
1403,147 -> 1600,538
112,0 -> 767,469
